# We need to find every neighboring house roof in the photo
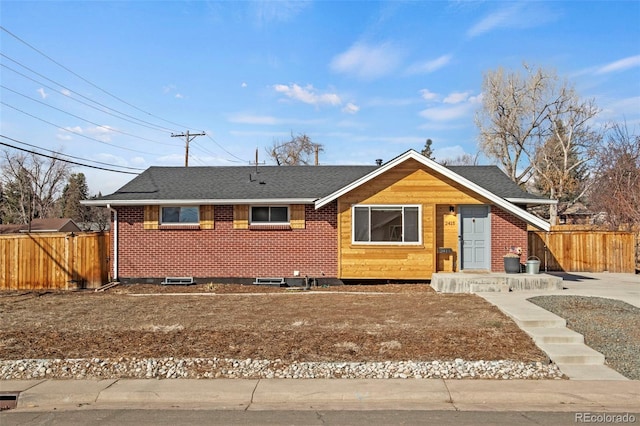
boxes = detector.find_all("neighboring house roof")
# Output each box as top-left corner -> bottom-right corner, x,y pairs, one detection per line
84,149 -> 551,230
0,218 -> 81,233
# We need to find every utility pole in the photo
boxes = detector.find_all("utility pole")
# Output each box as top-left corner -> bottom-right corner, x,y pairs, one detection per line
171,131 -> 206,167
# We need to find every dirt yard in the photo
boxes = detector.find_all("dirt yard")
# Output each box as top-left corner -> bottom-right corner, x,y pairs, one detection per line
0,283 -> 547,362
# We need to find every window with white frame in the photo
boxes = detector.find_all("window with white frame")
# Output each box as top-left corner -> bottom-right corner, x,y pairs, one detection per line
250,205 -> 289,224
161,206 -> 199,224
353,205 -> 420,243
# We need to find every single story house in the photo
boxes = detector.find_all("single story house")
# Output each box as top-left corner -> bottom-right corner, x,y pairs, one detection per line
84,150 -> 554,284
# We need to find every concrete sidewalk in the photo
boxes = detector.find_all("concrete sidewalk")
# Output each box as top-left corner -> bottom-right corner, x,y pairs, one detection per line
477,272 -> 640,381
2,378 -> 639,412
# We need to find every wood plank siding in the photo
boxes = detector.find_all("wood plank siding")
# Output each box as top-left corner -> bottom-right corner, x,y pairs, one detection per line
337,158 -> 488,280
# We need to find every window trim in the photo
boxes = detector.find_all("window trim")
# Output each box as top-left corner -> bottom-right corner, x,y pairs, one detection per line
160,205 -> 200,225
249,205 -> 291,225
351,204 -> 422,245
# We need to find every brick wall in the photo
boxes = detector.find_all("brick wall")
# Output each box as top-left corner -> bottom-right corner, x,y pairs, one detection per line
114,203 -> 338,280
490,206 -> 528,272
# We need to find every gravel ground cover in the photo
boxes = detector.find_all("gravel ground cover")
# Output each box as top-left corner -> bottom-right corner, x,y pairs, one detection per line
528,295 -> 640,380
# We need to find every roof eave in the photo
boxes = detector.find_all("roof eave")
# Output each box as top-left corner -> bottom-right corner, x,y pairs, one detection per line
81,198 -> 318,207
506,197 -> 558,205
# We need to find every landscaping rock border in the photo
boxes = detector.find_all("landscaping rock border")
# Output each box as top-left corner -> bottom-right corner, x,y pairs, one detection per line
1,358 -> 564,380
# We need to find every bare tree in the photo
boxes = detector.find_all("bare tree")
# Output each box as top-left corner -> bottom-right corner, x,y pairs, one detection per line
589,122 -> 640,230
476,65 -> 555,185
267,133 -> 323,165
440,153 -> 479,166
0,150 -> 71,224
533,95 -> 600,224
476,64 -> 600,224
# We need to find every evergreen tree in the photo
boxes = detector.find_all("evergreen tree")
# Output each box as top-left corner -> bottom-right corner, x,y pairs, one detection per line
420,139 -> 435,160
60,173 -> 90,224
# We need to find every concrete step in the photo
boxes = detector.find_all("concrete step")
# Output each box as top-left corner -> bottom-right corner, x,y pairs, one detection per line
525,327 -> 584,344
540,344 -> 605,365
556,364 -> 630,381
514,317 -> 566,328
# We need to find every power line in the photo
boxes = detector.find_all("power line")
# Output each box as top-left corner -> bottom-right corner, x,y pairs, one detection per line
205,133 -> 251,163
1,57 -> 176,134
1,101 -> 163,155
1,25 -> 194,131
0,134 -> 144,171
1,85 -> 178,146
1,26 -> 249,166
0,139 -> 139,174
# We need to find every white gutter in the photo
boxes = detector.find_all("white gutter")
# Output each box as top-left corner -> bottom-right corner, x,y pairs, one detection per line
106,204 -> 118,282
83,198 -> 317,207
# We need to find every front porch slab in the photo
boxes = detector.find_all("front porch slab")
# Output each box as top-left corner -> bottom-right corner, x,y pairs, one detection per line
430,272 -> 563,293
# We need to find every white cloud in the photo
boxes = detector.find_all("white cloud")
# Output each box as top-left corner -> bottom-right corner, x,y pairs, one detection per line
443,92 -> 470,104
467,3 -> 559,38
60,89 -> 71,96
434,145 -> 468,162
420,103 -> 473,121
419,92 -> 480,122
37,88 -> 48,99
87,125 -> 115,142
598,96 -> 640,121
342,103 -> 360,114
366,97 -> 418,107
595,55 -> 640,75
241,82 -> 248,88
330,42 -> 404,80
175,93 -> 184,99
406,54 -> 452,74
468,6 -> 516,37
273,83 -> 341,106
156,154 -> 185,165
252,0 -> 310,26
228,114 -> 280,125
419,89 -> 439,101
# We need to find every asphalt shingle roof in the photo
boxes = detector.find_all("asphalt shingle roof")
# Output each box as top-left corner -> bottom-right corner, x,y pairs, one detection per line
446,166 -> 543,200
98,165 -> 378,202
96,162 -> 542,203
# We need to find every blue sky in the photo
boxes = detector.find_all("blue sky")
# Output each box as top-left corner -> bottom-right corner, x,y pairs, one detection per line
1,1 -> 639,195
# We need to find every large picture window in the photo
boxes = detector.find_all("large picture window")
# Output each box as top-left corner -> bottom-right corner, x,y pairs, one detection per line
353,205 -> 420,243
250,206 -> 289,224
161,206 -> 199,224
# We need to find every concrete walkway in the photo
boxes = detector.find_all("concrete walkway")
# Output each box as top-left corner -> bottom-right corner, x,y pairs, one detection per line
477,272 -> 640,381
2,378 -> 639,412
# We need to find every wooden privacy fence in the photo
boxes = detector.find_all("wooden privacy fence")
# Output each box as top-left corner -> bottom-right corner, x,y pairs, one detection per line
528,226 -> 636,273
0,232 -> 110,290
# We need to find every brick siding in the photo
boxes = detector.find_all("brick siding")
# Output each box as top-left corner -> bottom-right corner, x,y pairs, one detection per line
114,203 -> 338,280
490,206 -> 528,272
